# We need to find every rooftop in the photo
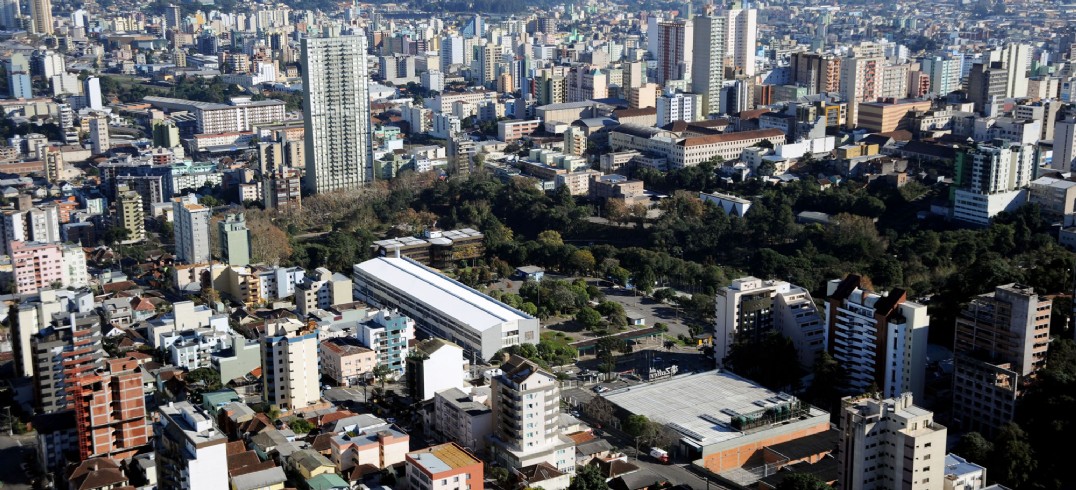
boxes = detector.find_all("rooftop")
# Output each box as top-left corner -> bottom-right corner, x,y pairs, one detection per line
353,257 -> 534,331
408,442 -> 481,476
603,370 -> 827,448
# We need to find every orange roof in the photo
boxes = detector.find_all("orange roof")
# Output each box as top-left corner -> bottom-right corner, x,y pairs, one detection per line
566,431 -> 596,444
679,128 -> 785,147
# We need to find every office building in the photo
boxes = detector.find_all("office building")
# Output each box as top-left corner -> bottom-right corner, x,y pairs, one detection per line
725,7 -> 757,77
143,96 -> 285,134
825,275 -> 930,400
301,34 -> 374,193
655,18 -> 693,85
29,0 -> 53,35
173,195 -> 211,264
691,15 -> 726,116
31,313 -> 104,413
952,284 -> 1050,435
405,443 -> 484,490
353,257 -> 540,361
714,277 -> 826,370
157,401 -> 230,490
218,212 -> 251,266
261,319 -> 320,410
406,338 -> 466,402
71,366 -> 149,461
838,393 -> 946,490
490,356 -> 575,474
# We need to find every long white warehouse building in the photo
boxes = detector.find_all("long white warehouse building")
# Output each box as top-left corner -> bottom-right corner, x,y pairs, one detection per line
352,257 -> 539,360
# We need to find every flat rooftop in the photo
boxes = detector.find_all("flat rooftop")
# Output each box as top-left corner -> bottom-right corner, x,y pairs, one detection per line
409,443 -> 481,475
354,257 -> 535,331
603,370 -> 828,448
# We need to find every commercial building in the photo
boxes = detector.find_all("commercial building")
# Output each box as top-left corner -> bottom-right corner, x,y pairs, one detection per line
369,228 -> 485,269
838,393 -> 946,490
714,277 -> 826,370
856,99 -> 933,133
497,119 -> 541,142
219,212 -> 251,266
173,195 -> 211,265
608,125 -> 786,168
261,319 -> 320,411
604,370 -> 830,476
301,35 -> 374,193
952,284 -> 1050,435
353,257 -> 540,361
825,275 -> 930,400
405,443 -> 484,490
490,356 -> 576,474
157,401 -> 230,490
406,338 -> 466,402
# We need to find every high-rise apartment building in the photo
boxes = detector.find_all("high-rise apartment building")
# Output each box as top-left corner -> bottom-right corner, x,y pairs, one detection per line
262,318 -> 320,410
116,191 -> 145,243
32,312 -> 104,413
951,141 -> 1034,226
357,309 -> 416,376
714,277 -> 826,370
490,355 -> 575,474
441,36 -> 465,70
967,62 -> 1008,115
840,55 -> 883,128
564,126 -> 587,157
29,0 -> 53,35
920,55 -> 961,96
218,212 -> 250,266
172,195 -> 210,264
301,34 -> 374,193
952,284 -> 1050,435
88,112 -> 109,155
1053,116 -> 1076,172
157,401 -> 230,490
656,91 -> 700,125
838,393 -> 947,490
725,7 -> 757,77
72,365 -> 149,461
691,15 -> 726,116
825,275 -> 930,400
1001,43 -> 1031,98
790,52 -> 842,95
10,240 -> 64,294
294,267 -> 352,316
655,18 -> 693,85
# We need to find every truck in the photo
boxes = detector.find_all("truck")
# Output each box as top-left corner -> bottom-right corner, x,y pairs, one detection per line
649,447 -> 670,464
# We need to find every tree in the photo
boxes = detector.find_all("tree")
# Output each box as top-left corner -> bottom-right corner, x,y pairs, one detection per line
953,432 -> 992,466
575,307 -> 604,330
723,334 -> 803,391
372,364 -> 394,392
989,423 -> 1036,488
289,418 -> 314,434
584,395 -> 617,427
623,414 -> 652,438
775,473 -> 831,490
568,464 -> 610,490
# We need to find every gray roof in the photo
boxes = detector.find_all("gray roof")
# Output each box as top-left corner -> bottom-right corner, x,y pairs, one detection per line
231,466 -> 287,490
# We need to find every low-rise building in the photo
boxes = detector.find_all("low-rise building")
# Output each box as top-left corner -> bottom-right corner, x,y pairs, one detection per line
320,337 -> 376,387
405,442 -> 484,490
406,339 -> 466,402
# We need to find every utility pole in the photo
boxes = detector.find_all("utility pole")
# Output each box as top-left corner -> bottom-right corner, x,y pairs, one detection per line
6,405 -> 12,436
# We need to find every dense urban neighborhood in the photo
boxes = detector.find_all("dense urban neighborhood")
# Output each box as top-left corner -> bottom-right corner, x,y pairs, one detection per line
0,0 -> 1074,489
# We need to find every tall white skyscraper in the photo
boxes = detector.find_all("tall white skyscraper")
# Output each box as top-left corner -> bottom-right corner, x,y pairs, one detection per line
656,90 -> 700,125
262,319 -> 320,410
0,0 -> 20,30
441,35 -> 464,71
85,76 -> 103,110
301,34 -> 373,194
1054,117 -> 1076,172
1002,43 -> 1031,98
691,15 -> 726,116
29,0 -> 52,35
725,7 -> 757,77
920,55 -> 961,96
172,194 -> 211,264
838,393 -> 946,490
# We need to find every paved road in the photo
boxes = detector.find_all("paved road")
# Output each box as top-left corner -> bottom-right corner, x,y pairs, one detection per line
597,286 -> 701,342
